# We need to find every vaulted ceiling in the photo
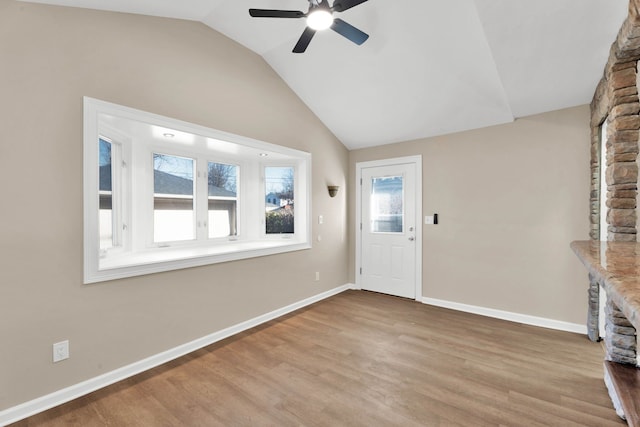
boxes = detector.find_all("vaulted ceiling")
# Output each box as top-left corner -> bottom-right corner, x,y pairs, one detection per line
22,0 -> 628,149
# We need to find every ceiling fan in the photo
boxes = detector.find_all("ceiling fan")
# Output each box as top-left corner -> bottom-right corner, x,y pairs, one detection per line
249,0 -> 370,53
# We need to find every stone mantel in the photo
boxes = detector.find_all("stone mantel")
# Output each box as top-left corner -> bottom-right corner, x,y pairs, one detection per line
572,240 -> 640,330
572,240 -> 640,425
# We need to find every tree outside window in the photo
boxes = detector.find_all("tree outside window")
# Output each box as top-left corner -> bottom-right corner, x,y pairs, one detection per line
265,166 -> 294,234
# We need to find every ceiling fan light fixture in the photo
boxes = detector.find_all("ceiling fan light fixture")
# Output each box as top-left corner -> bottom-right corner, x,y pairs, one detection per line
307,9 -> 333,30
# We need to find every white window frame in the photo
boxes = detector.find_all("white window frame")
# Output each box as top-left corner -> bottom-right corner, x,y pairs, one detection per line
97,126 -> 132,256
83,97 -> 311,284
206,160 -> 240,240
262,164 -> 299,238
150,151 -> 197,245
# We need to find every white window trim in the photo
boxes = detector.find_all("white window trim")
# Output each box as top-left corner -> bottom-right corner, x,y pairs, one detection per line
98,126 -> 132,256
83,97 -> 311,284
261,164 -> 302,238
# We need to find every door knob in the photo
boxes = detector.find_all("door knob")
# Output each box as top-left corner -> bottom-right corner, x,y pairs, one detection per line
408,237 -> 415,241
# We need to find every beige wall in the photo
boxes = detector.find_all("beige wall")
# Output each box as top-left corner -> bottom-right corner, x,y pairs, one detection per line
0,0 -> 594,413
350,105 -> 591,324
0,1 -> 349,410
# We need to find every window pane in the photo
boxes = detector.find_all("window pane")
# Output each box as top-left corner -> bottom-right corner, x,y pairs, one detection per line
99,138 -> 113,250
265,166 -> 294,234
153,153 -> 195,243
371,175 -> 403,233
208,162 -> 238,238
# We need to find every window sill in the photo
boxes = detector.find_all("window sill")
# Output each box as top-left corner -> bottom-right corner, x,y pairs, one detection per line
86,239 -> 311,284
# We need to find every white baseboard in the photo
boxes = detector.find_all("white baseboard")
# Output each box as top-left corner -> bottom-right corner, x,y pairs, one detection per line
0,284 -> 351,427
348,282 -> 360,290
422,297 -> 587,335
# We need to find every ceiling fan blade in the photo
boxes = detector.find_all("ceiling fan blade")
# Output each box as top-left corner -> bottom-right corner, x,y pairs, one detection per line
293,27 -> 316,53
332,0 -> 369,13
249,9 -> 305,18
330,18 -> 369,45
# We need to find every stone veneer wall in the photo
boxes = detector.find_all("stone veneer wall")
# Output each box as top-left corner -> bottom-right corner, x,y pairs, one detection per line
589,0 -> 640,344
591,1 -> 640,243
590,8 -> 640,419
605,298 -> 638,364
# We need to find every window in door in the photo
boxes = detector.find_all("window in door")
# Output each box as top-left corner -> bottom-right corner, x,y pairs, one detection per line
370,175 -> 404,233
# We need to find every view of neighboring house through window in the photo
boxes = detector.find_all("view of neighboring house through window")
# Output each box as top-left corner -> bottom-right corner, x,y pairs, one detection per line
370,175 -> 404,233
265,166 -> 294,234
153,153 -> 195,243
208,162 -> 238,238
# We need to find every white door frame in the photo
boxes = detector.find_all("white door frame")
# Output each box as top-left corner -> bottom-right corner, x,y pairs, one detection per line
355,156 -> 422,301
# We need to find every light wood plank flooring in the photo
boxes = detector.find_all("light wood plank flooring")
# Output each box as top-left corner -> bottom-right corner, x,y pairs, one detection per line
11,290 -> 623,426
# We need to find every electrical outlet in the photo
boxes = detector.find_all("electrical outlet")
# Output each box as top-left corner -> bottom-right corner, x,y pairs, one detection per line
315,272 -> 320,281
53,340 -> 69,363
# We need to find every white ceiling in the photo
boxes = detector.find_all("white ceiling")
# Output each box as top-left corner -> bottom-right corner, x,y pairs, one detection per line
23,0 -> 628,149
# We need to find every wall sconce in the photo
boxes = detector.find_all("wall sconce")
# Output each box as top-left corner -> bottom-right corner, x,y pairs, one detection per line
328,185 -> 339,198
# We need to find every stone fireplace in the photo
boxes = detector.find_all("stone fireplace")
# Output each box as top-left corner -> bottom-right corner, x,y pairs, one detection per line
589,1 -> 640,343
586,0 -> 640,421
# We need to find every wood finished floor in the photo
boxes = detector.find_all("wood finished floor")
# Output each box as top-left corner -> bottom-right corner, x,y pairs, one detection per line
11,290 -> 624,427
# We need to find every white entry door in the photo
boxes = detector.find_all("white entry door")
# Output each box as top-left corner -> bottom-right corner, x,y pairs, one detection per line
360,162 -> 418,299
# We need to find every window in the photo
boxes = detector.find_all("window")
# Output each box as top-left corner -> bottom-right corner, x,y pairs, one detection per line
99,138 -> 114,249
265,166 -> 294,234
370,176 -> 404,233
153,153 -> 196,243
83,97 -> 311,283
208,162 -> 238,239
98,135 -> 127,253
